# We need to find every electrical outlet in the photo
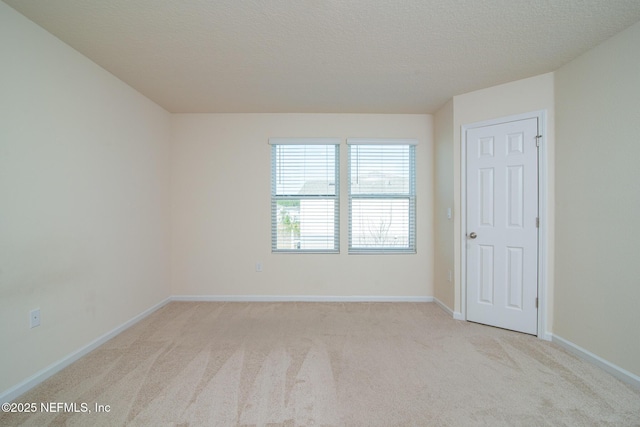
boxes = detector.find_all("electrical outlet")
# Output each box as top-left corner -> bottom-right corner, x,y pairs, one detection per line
255,262 -> 263,272
30,309 -> 41,328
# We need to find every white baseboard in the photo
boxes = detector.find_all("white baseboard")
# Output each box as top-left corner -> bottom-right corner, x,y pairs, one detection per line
0,297 -> 171,404
552,334 -> 640,390
433,297 -> 454,316
172,295 -> 433,303
432,298 -> 464,321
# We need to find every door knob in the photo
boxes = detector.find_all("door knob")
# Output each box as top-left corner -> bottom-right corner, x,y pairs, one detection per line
469,232 -> 477,239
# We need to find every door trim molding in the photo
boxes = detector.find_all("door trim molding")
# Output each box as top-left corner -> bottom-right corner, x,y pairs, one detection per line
460,110 -> 549,340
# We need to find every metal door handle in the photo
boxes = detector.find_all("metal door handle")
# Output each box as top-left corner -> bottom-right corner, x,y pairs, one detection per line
469,232 -> 477,239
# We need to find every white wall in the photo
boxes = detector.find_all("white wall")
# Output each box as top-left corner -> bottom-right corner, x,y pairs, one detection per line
0,2 -> 171,395
433,100 -> 455,309
554,20 -> 640,377
171,114 -> 433,297
450,73 -> 555,331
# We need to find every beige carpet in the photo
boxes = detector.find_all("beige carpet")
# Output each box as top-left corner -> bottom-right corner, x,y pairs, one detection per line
2,302 -> 639,426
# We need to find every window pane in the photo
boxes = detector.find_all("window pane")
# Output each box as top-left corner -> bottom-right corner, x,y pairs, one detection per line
351,199 -> 410,248
275,145 -> 336,196
350,145 -> 411,195
274,199 -> 336,250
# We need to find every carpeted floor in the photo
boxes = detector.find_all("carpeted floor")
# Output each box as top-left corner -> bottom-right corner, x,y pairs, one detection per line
2,302 -> 639,426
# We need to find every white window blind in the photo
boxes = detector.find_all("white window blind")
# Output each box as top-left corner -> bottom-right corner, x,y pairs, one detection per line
269,138 -> 340,253
347,139 -> 416,253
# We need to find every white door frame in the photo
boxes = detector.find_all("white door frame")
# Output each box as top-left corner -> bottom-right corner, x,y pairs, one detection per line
460,110 -> 550,340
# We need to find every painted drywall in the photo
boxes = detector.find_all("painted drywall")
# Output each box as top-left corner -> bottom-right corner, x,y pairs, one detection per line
171,114 -> 433,297
554,21 -> 640,377
433,100 -> 455,310
451,73 -> 555,332
0,2 -> 171,395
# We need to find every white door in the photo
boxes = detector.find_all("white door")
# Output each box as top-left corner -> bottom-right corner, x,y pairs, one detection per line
466,118 -> 539,335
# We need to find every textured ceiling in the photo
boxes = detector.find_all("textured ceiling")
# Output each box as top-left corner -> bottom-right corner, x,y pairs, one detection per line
4,0 -> 640,113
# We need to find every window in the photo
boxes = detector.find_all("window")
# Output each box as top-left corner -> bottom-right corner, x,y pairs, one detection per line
270,138 -> 340,253
348,139 -> 416,253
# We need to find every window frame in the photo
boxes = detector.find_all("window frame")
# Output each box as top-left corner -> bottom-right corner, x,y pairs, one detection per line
269,138 -> 340,254
347,138 -> 417,254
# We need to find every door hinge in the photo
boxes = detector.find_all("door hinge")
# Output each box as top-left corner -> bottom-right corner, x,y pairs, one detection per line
536,217 -> 539,228
535,135 -> 542,147
536,297 -> 539,308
